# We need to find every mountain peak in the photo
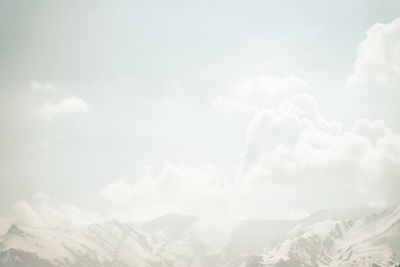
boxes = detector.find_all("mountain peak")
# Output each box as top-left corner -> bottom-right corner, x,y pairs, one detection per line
6,224 -> 24,236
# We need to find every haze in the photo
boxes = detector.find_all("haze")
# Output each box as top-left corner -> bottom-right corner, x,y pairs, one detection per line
1,0 -> 400,231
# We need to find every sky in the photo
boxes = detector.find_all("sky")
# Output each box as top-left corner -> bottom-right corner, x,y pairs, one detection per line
0,0 -> 400,229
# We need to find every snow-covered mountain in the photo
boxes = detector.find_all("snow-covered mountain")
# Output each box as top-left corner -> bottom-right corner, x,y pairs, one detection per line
1,207 -> 399,267
240,207 -> 400,267
0,219 -> 167,267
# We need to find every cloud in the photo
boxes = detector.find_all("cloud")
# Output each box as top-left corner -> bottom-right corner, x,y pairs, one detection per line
101,94 -> 400,220
98,31 -> 400,218
100,163 -> 237,220
212,74 -> 308,113
345,18 -> 400,106
100,179 -> 135,203
242,94 -> 342,170
38,97 -> 90,121
29,80 -> 55,92
0,193 -> 102,233
242,94 -> 400,205
10,193 -> 102,229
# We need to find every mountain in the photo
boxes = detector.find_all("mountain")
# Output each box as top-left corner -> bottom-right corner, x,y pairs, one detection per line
0,207 -> 399,267
0,219 -> 167,267
243,207 -> 400,267
297,206 -> 382,228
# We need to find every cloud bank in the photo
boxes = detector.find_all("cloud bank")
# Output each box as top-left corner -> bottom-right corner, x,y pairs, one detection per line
101,93 -> 400,220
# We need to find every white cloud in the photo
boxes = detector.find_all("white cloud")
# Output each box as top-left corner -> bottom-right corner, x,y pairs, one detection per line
345,17 -> 400,105
242,94 -> 342,170
353,119 -> 388,145
212,74 -> 308,113
0,193 -> 103,233
29,80 -> 55,92
10,193 -> 102,229
100,179 -> 135,203
101,94 -> 400,220
38,97 -> 90,121
101,163 -> 237,220
242,94 -> 400,205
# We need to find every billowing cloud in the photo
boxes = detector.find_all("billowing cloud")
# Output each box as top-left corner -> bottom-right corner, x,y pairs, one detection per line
242,94 -> 342,170
242,94 -> 400,205
212,75 -> 308,113
101,94 -> 400,220
38,97 -> 90,121
345,17 -> 400,106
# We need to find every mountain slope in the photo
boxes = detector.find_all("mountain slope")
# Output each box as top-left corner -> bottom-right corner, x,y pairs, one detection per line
0,207 -> 399,267
251,207 -> 400,267
0,220 -> 167,267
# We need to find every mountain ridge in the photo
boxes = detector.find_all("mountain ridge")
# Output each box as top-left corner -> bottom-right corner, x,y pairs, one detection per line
1,206 -> 399,267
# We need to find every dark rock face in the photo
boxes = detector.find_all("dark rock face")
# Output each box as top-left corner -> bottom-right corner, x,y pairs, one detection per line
6,225 -> 24,236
